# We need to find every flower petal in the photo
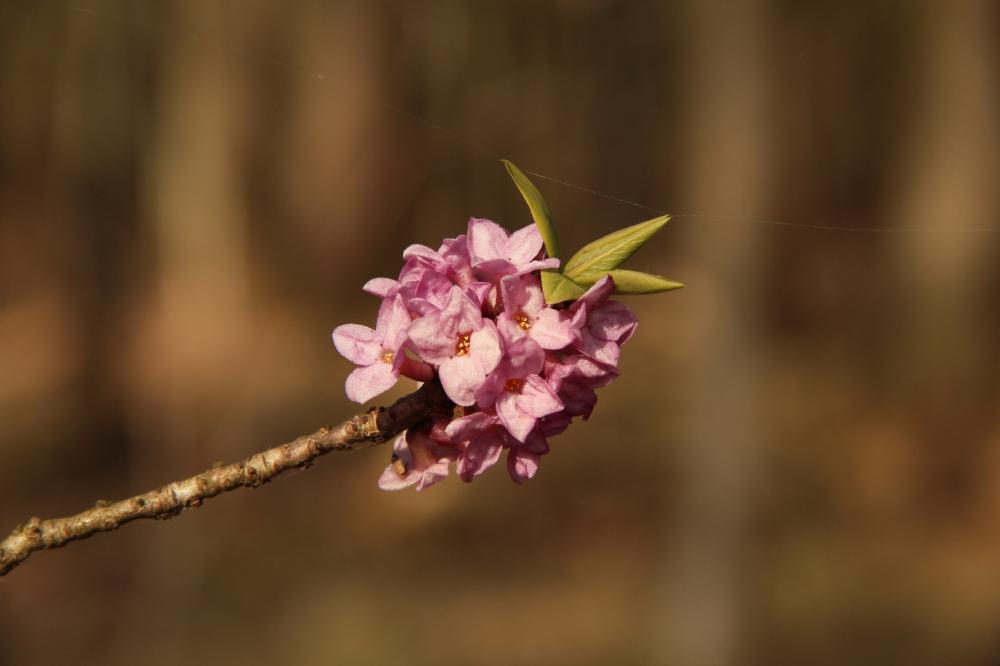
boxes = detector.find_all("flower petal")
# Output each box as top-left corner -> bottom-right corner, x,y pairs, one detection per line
589,301 -> 638,342
518,374 -> 564,418
501,274 -> 546,318
571,274 -> 615,313
445,411 -> 498,443
467,218 -> 509,264
363,277 -> 399,298
378,433 -> 420,490
332,324 -> 381,365
375,294 -> 413,350
439,355 -> 487,406
345,361 -> 398,403
469,320 -> 503,375
507,449 -> 541,484
496,391 -> 536,443
574,328 -> 621,366
458,430 -> 504,481
407,313 -> 454,365
530,307 -> 576,350
506,224 -> 544,265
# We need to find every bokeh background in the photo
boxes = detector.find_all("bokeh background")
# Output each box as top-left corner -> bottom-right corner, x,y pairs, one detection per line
2,1 -> 999,664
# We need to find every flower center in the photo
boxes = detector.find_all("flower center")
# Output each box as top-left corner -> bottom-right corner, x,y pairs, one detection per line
381,351 -> 395,364
515,312 -> 532,331
455,332 -> 472,356
504,378 -> 525,393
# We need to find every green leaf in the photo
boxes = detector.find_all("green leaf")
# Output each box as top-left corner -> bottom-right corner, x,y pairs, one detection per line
502,159 -> 561,261
541,271 -> 586,304
600,269 -> 684,294
562,215 -> 670,282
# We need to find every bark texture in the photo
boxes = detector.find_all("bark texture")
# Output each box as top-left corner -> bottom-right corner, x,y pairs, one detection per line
0,382 -> 450,577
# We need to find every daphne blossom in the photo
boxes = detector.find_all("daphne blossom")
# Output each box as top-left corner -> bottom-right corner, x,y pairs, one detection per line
333,217 -> 637,490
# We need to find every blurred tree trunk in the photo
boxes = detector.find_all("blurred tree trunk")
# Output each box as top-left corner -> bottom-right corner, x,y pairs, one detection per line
891,0 -> 999,508
655,2 -> 773,665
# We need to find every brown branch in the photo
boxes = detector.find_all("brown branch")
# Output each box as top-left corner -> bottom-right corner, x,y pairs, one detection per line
0,381 -> 450,578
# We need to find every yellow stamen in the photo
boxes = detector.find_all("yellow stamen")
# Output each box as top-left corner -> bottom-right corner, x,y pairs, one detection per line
455,333 -> 472,356
515,312 -> 532,331
382,351 -> 395,364
504,378 -> 525,393
391,456 -> 407,477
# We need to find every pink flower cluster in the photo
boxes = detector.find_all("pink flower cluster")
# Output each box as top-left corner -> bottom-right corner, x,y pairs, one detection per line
333,218 -> 637,490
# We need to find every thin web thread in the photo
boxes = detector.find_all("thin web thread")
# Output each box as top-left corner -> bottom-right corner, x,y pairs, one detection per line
28,0 -> 1000,234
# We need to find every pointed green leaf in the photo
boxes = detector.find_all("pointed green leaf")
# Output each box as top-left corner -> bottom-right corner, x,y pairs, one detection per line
562,215 -> 670,282
502,159 -> 561,261
541,271 -> 586,304
600,269 -> 684,294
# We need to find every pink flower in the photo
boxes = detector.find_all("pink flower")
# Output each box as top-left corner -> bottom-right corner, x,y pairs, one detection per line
476,335 -> 563,442
498,273 -> 583,350
467,219 -> 560,283
407,286 -> 502,406
334,217 -> 646,490
506,428 -> 550,484
444,411 -> 505,481
378,427 -> 456,491
333,294 -> 417,403
545,353 -> 619,419
569,276 -> 638,366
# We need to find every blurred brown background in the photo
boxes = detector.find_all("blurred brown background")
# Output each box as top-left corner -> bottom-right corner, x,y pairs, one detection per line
2,1 -> 999,664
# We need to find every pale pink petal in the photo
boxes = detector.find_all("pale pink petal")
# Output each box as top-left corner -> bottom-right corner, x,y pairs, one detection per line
497,314 -> 528,345
376,295 -> 412,349
473,258 -> 517,283
415,461 -> 451,491
506,224 -> 545,265
563,354 -> 619,388
458,431 -> 504,481
467,218 -> 509,264
500,274 -> 546,318
445,411 -> 498,442
407,315 -> 455,365
511,257 -> 560,276
345,362 -> 398,403
402,244 -> 447,270
530,308 -> 576,350
469,320 -> 502,375
507,449 -> 540,484
363,277 -> 399,297
496,391 -> 536,443
474,368 -> 506,410
503,336 -> 545,378
464,281 -> 493,308
441,285 -> 485,335
332,324 -> 381,365
575,328 -> 621,366
517,374 -> 564,418
572,274 -> 615,313
440,355 -> 487,406
589,302 -> 637,342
